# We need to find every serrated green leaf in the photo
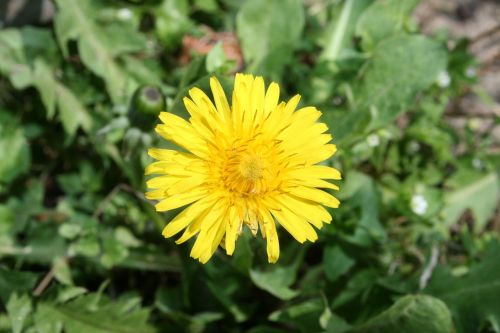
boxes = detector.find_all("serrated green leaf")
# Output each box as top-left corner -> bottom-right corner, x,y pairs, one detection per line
334,35 -> 447,143
56,81 -> 93,135
54,0 -> 141,103
0,28 -> 92,133
356,0 -> 420,50
442,172 -> 499,232
53,258 -> 73,286
0,27 -> 57,89
35,292 -> 156,333
347,295 -> 454,333
237,0 -> 304,78
269,299 -> 324,332
0,268 -> 37,303
425,241 -> 500,333
6,293 -> 31,333
32,59 -> 57,119
0,113 -> 30,186
57,287 -> 88,303
362,35 -> 447,129
100,234 -> 129,268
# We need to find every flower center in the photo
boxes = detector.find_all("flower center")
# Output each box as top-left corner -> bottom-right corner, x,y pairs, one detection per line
239,154 -> 264,182
218,146 -> 271,197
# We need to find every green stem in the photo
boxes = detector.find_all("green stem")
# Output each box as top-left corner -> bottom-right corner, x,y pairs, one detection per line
322,0 -> 354,61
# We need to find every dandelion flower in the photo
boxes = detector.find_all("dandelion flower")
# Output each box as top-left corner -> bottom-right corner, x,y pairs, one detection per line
145,74 -> 341,263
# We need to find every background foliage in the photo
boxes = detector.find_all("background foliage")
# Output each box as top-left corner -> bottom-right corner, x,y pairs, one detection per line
1,0 -> 499,332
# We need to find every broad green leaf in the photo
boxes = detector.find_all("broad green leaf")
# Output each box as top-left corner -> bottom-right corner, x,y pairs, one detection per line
425,241 -> 500,333
155,0 -> 191,50
6,293 -> 31,333
342,172 -> 386,246
250,265 -> 299,300
71,235 -> 100,257
57,287 -> 88,303
115,227 -> 142,248
100,233 -> 129,268
0,268 -> 37,303
206,42 -> 228,73
206,281 -> 248,322
194,0 -> 218,12
331,270 -> 379,309
346,295 -> 454,333
53,258 -> 73,285
237,0 -> 304,79
269,299 -> 324,332
59,223 -> 82,239
356,0 -> 420,50
324,312 -> 352,333
0,205 -> 15,245
333,35 -> 447,143
0,113 -> 30,187
360,35 -> 447,129
186,312 -> 225,333
247,326 -> 288,333
122,56 -> 163,87
54,0 -> 143,103
442,172 -> 499,232
323,246 -> 355,282
33,307 -> 63,333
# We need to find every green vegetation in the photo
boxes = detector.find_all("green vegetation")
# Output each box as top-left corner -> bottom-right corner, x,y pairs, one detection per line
0,0 -> 499,332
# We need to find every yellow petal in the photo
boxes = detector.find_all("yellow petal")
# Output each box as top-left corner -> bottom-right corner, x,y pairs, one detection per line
250,76 -> 265,122
276,194 -> 332,229
288,165 -> 342,180
288,186 -> 340,209
259,207 -> 280,263
264,82 -> 280,117
155,188 -> 207,212
225,206 -> 241,256
177,199 -> 224,244
162,197 -> 214,238
210,76 -> 231,122
145,188 -> 165,200
270,203 -> 318,243
285,177 -> 339,191
190,206 -> 226,262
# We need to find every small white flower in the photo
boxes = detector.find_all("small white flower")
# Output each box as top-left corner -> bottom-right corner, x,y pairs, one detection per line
436,71 -> 451,88
117,8 -> 133,20
367,134 -> 380,147
408,141 -> 420,153
146,40 -> 156,50
465,67 -> 476,78
472,158 -> 483,169
411,194 -> 428,216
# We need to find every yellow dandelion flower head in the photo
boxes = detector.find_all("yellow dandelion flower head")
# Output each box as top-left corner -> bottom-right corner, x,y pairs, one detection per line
145,73 -> 341,263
